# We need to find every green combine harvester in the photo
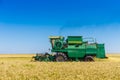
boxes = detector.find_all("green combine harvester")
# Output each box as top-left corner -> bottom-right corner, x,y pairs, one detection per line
33,36 -> 106,62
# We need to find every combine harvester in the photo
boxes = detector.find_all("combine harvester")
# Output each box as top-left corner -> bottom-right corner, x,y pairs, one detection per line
33,36 -> 107,62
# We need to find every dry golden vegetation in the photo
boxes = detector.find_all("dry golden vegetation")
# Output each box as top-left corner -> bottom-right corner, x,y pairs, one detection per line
0,54 -> 120,80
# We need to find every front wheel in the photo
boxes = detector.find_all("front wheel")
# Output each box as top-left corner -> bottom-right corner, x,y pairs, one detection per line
55,53 -> 67,62
84,56 -> 94,62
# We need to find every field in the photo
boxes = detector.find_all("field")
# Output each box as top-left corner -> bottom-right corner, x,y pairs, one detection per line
0,54 -> 120,80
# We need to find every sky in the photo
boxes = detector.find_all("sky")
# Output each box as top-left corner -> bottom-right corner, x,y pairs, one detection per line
0,0 -> 120,53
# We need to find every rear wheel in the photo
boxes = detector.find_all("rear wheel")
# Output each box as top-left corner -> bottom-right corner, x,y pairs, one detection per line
55,53 -> 67,62
84,56 -> 94,62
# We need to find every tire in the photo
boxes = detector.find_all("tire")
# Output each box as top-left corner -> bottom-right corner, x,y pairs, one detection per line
84,56 -> 94,62
55,53 -> 67,62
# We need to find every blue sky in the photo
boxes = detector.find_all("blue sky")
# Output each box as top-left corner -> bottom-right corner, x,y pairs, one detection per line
0,0 -> 120,53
